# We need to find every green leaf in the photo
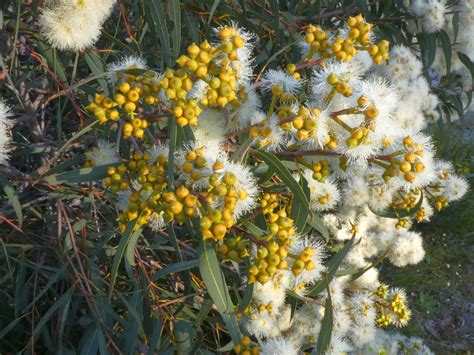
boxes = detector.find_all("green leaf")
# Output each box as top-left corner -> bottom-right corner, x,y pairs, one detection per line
45,163 -> 118,184
355,0 -> 368,16
370,192 -> 423,219
438,30 -> 452,74
194,297 -> 214,328
54,120 -> 98,157
290,176 -> 310,233
417,33 -> 437,68
254,150 -> 309,209
231,136 -> 253,163
315,280 -> 333,354
208,0 -> 222,24
239,283 -> 254,313
0,174 -> 23,226
125,228 -> 141,267
84,51 -> 109,95
174,320 -> 194,355
32,287 -> 73,339
167,117 -> 177,189
168,0 -> 181,60
147,0 -> 172,66
147,318 -> 163,355
240,222 -> 266,238
457,52 -> 474,84
308,233 -> 356,296
150,259 -> 199,281
198,240 -> 241,343
108,222 -> 141,300
78,323 -> 108,355
308,212 -> 329,241
35,39 -> 67,83
351,251 -> 388,281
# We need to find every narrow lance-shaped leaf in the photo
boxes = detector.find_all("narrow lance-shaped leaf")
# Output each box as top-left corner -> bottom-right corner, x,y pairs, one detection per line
108,221 -> 141,300
0,174 -> 23,227
254,150 -> 309,209
314,278 -> 333,354
308,233 -> 356,296
198,240 -> 241,343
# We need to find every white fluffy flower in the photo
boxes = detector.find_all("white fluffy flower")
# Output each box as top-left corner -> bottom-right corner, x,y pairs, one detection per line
192,109 -> 227,148
388,230 -> 425,267
311,60 -> 360,108
289,237 -> 326,286
222,161 -> 259,218
213,23 -> 256,83
86,140 -> 119,166
326,336 -> 353,355
228,84 -> 261,130
246,311 -> 281,338
302,170 -> 340,211
250,112 -> 286,151
385,45 -> 423,83
443,175 -> 469,202
260,336 -> 299,355
107,56 -> 147,83
39,0 -> 115,51
0,100 -> 13,166
260,69 -> 302,95
176,142 -> 227,189
147,144 -> 169,164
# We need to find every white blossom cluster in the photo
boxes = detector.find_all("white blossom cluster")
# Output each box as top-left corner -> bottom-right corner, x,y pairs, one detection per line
408,0 -> 473,111
39,0 -> 116,51
84,21 -> 469,354
408,0 -> 447,33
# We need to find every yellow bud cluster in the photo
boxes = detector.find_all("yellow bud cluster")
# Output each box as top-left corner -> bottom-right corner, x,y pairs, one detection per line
248,239 -> 289,284
375,313 -> 393,327
383,136 -> 426,183
218,235 -> 249,262
161,188 -> 199,224
434,196 -> 448,211
415,207 -> 427,222
87,75 -> 160,139
304,24 -> 330,60
368,39 -> 390,65
285,63 -> 300,80
108,152 -> 201,231
375,284 -> 389,299
249,119 -> 275,148
256,302 -> 274,315
324,134 -> 338,150
292,247 -> 316,276
163,29 -> 245,126
374,286 -> 410,328
277,105 -> 295,132
103,164 -> 130,193
200,172 -> 241,241
161,68 -> 202,127
391,191 -> 420,211
326,73 -> 353,97
180,147 -> 209,180
395,218 -> 408,229
346,126 -> 371,148
260,193 -> 279,214
311,160 -> 330,182
248,197 -> 297,284
291,106 -> 320,141
233,336 -> 260,355
303,15 -> 388,64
